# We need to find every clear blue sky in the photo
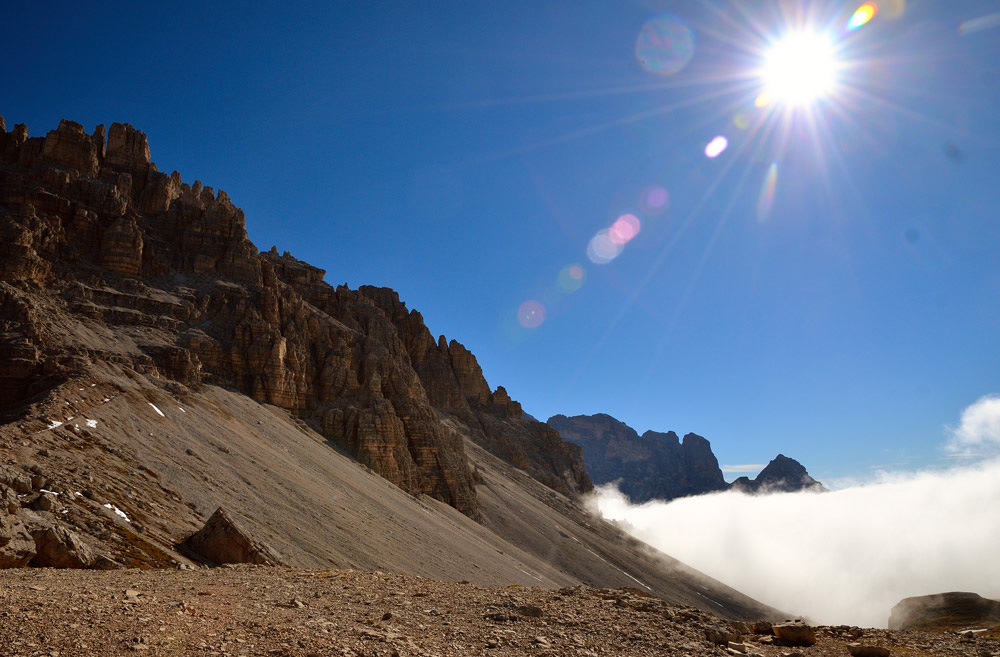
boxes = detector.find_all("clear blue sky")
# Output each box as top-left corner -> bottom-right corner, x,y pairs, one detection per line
5,1 -> 999,482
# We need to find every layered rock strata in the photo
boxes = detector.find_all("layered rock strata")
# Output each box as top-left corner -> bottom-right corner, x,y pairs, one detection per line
0,117 -> 591,519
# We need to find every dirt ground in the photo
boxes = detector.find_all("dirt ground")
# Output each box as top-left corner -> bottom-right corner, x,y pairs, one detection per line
1,566 -> 996,657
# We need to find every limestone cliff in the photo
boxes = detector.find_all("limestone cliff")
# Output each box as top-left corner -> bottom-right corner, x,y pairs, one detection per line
547,413 -> 727,502
549,413 -> 824,501
0,117 -> 590,517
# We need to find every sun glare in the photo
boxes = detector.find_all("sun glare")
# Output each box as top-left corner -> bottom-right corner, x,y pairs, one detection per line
761,32 -> 838,107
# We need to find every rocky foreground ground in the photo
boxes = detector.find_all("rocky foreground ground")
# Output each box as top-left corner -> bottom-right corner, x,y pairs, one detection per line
1,567 -> 997,657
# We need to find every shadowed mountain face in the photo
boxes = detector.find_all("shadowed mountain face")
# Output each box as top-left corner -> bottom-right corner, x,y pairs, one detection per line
729,454 -> 826,494
547,413 -> 728,502
548,414 -> 825,502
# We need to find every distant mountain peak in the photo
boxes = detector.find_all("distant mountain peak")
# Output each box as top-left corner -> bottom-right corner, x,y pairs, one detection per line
730,454 -> 826,494
548,414 -> 727,502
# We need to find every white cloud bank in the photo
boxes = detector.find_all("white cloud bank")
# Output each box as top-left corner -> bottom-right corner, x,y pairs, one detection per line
592,458 -> 1000,628
947,394 -> 1000,453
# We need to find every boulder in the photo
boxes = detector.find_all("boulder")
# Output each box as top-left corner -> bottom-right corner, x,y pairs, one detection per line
0,508 -> 36,567
29,525 -> 99,568
772,621 -> 817,646
888,592 -> 1000,631
182,507 -> 283,566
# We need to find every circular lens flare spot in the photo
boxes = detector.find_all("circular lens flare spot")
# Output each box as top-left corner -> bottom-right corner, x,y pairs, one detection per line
635,14 -> 695,76
609,214 -> 641,245
587,229 -> 623,264
761,32 -> 838,106
704,135 -> 729,158
557,264 -> 586,292
517,300 -> 546,329
754,91 -> 773,109
733,113 -> 751,130
639,185 -> 669,215
848,3 -> 878,30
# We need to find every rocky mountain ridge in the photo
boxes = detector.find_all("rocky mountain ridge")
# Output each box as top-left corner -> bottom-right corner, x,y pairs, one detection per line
0,117 -> 590,522
547,413 -> 824,502
547,413 -> 728,502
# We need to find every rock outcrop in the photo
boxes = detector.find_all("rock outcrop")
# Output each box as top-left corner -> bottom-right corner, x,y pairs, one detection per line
548,414 -> 824,502
729,454 -> 826,494
547,414 -> 727,502
0,488 -> 35,567
888,592 -> 1000,630
182,508 -> 283,566
0,116 -> 590,520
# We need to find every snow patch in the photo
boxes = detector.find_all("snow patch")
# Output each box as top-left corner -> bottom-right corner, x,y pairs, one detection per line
103,503 -> 131,522
45,420 -> 63,430
40,489 -> 60,496
85,419 -> 98,429
178,407 -> 186,413
148,403 -> 165,417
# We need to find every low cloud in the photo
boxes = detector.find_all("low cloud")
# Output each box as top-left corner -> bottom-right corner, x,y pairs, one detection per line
946,394 -> 1000,452
590,458 -> 1000,628
720,464 -> 766,474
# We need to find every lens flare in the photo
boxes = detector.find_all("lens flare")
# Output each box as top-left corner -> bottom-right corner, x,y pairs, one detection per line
704,135 -> 729,158
847,3 -> 877,30
754,91 -> 773,109
638,185 -> 669,215
609,214 -> 641,245
587,229 -> 623,264
733,113 -> 751,130
880,0 -> 905,19
635,14 -> 695,76
959,12 -> 1000,36
756,162 -> 778,223
517,300 -> 546,329
557,264 -> 586,292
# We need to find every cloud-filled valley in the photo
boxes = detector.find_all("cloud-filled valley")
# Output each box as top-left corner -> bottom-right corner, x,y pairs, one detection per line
591,457 -> 1000,628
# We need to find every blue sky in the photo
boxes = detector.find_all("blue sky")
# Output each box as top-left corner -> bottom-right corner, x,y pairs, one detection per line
5,1 -> 999,482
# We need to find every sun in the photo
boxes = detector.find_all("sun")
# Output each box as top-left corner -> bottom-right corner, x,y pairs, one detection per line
761,31 -> 839,107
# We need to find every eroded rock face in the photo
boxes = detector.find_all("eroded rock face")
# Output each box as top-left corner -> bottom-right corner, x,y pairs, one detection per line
29,525 -> 100,569
358,289 -> 591,498
0,486 -> 35,567
547,414 -> 726,502
182,508 -> 283,566
0,117 -> 591,517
